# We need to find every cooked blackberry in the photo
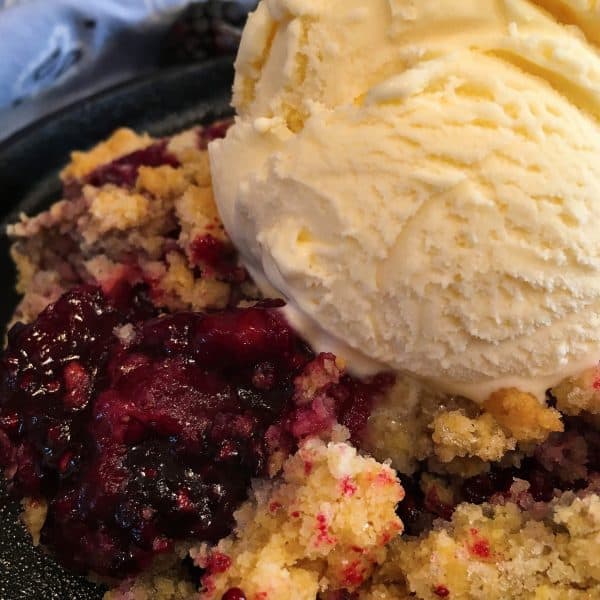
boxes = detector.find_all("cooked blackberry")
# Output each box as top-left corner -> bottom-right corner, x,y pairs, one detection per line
0,286 -> 311,576
0,283 -> 391,578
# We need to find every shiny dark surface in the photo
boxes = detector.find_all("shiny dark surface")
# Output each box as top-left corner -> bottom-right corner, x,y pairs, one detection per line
1,286 -> 311,578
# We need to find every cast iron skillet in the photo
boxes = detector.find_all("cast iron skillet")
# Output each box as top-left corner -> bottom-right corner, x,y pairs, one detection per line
0,57 -> 234,600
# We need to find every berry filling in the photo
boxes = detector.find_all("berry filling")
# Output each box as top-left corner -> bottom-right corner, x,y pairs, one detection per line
0,285 -> 390,578
190,234 -> 246,283
198,120 -> 233,148
62,140 -> 181,200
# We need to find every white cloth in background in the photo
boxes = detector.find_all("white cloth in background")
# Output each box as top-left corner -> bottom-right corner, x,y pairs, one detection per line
0,0 -> 212,140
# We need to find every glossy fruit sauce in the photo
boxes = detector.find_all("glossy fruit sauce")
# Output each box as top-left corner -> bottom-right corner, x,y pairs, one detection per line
0,285 -> 389,578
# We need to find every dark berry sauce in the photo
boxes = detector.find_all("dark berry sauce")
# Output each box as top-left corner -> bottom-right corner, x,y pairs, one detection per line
0,286 -> 309,576
461,417 -> 599,507
190,234 -> 247,283
0,285 -> 389,578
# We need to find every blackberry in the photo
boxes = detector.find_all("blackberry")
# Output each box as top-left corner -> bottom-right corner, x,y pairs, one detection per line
161,1 -> 258,65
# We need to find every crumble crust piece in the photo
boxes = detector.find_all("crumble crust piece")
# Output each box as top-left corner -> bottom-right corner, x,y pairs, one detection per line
371,493 -> 600,600
20,498 -> 48,547
61,128 -> 153,181
553,365 -> 600,416
8,123 -> 241,326
484,388 -> 564,442
193,438 -> 404,600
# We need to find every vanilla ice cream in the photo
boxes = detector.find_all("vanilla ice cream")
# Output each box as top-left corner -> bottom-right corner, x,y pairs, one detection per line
209,0 -> 600,402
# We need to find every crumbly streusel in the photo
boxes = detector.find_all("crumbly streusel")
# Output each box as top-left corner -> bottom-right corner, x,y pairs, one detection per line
371,492 -> 600,599
8,124 -> 249,326
191,437 -> 403,600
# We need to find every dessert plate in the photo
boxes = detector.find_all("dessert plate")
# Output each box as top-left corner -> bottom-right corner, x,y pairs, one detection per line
0,57 -> 234,600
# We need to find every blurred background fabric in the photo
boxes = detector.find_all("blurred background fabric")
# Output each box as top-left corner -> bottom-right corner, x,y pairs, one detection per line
0,0 -> 255,142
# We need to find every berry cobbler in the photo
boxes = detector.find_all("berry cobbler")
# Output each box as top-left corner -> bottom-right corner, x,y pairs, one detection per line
1,118 -> 599,600
7,0 -> 600,597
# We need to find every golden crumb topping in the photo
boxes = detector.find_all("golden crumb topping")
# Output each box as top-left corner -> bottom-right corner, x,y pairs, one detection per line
136,165 -> 188,199
153,251 -> 230,311
431,410 -> 515,463
553,367 -> 600,416
61,128 -> 152,181
9,124 -> 240,325
485,388 -> 564,442
193,438 -> 404,600
372,494 -> 600,600
88,186 -> 151,233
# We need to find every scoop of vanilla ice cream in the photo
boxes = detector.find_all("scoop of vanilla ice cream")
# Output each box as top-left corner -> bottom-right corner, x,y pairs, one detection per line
209,0 -> 600,401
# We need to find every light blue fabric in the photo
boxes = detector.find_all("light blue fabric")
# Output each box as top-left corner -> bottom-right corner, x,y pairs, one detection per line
0,0 -> 229,140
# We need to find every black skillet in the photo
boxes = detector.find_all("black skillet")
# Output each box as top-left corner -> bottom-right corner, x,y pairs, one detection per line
0,57 -> 234,600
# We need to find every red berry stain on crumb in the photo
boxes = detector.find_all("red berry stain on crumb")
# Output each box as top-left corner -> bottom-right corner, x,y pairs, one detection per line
202,575 -> 217,596
207,551 -> 232,574
316,513 -> 336,546
434,585 -> 450,597
289,355 -> 394,444
469,528 -> 492,559
380,532 -> 392,545
341,476 -> 357,497
190,234 -> 246,282
373,471 -> 396,487
86,140 -> 180,188
268,501 -> 282,513
342,560 -> 366,586
471,539 -> 491,558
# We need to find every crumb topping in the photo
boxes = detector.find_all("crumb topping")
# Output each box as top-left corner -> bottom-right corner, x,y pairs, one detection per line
484,388 -> 563,442
61,128 -> 153,181
553,366 -> 600,416
193,438 -> 404,600
7,120 -> 242,327
372,493 -> 600,599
